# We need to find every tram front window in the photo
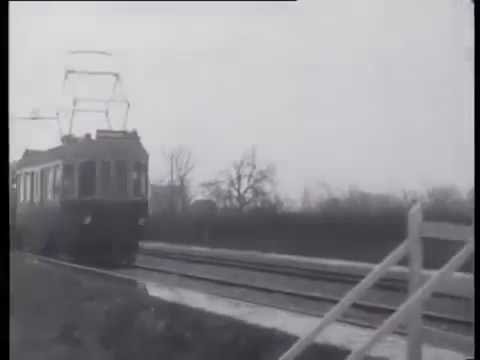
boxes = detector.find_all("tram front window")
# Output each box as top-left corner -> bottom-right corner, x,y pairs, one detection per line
114,160 -> 127,196
79,161 -> 96,198
133,162 -> 147,197
100,161 -> 111,196
63,164 -> 75,198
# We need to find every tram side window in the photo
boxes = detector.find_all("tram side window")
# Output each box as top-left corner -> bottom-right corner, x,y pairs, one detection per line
114,160 -> 127,196
32,172 -> 36,203
63,164 -> 75,197
79,161 -> 96,198
16,175 -> 22,203
54,165 -> 61,199
24,173 -> 32,203
18,175 -> 23,203
100,161 -> 111,196
40,168 -> 48,202
33,172 -> 41,203
21,172 -> 30,203
27,173 -> 32,202
133,162 -> 147,197
19,175 -> 23,202
21,174 -> 26,202
31,172 -> 35,202
38,171 -> 42,202
47,167 -> 55,201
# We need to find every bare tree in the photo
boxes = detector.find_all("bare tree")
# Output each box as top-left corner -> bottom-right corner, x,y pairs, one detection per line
423,185 -> 471,220
425,185 -> 464,207
467,187 -> 474,207
402,189 -> 421,206
163,146 -> 195,213
201,147 -> 276,213
300,187 -> 314,212
201,179 -> 231,209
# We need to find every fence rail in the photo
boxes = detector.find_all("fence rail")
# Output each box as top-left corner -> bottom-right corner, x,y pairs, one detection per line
421,222 -> 473,242
277,202 -> 474,360
346,241 -> 474,360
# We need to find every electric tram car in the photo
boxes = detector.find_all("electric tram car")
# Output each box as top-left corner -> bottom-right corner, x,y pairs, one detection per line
11,129 -> 149,265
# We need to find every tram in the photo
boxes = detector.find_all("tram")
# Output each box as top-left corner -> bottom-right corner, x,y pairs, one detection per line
12,130 -> 149,264
11,50 -> 149,264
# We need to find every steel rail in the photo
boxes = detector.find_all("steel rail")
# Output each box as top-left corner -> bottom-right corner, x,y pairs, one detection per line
132,261 -> 472,329
139,249 -> 470,300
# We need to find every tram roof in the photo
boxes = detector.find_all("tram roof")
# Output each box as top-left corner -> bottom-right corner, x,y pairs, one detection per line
16,131 -> 148,170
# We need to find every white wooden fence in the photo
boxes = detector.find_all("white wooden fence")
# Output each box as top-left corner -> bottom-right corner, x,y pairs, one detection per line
278,202 -> 474,360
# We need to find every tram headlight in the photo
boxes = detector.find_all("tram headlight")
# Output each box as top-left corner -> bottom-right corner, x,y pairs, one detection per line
83,215 -> 92,225
138,217 -> 146,226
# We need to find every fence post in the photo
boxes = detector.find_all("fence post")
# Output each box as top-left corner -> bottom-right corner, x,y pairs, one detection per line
407,203 -> 423,360
469,221 -> 474,325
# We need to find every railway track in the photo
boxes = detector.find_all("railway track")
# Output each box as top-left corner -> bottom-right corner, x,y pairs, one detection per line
15,250 -> 474,354
132,255 -> 472,332
140,249 -> 411,291
131,253 -> 474,354
139,248 -> 471,301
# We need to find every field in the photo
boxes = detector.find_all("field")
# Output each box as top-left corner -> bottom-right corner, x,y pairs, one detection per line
10,253 -> 386,360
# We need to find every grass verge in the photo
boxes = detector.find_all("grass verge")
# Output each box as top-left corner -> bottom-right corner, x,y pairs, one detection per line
10,253 -> 386,360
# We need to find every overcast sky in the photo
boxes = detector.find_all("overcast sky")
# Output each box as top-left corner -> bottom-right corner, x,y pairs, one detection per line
9,1 -> 474,200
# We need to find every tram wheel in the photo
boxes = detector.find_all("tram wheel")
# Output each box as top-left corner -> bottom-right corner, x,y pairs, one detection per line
122,253 -> 136,266
14,230 -> 24,251
43,233 -> 58,257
